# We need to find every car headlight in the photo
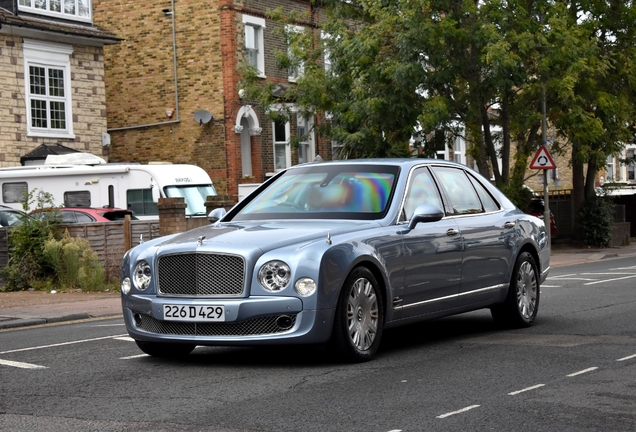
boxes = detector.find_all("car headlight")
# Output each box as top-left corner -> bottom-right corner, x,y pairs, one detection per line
294,278 -> 316,296
121,277 -> 131,294
133,260 -> 152,290
258,260 -> 291,292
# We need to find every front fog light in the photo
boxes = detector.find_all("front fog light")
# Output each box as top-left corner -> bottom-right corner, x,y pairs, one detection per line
133,260 -> 152,290
258,260 -> 291,291
295,278 -> 316,296
121,277 -> 131,294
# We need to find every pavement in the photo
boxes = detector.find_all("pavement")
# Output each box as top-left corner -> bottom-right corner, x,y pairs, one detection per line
0,241 -> 635,331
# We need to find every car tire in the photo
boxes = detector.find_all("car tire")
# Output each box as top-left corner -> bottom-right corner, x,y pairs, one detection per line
491,251 -> 540,328
135,340 -> 196,357
331,267 -> 384,363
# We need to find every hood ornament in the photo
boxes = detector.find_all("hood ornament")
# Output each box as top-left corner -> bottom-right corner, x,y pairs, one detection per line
326,232 -> 332,245
139,234 -> 144,245
197,236 -> 206,246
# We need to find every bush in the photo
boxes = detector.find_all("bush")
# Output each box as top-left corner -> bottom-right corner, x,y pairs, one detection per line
43,231 -> 106,291
1,190 -> 59,290
576,195 -> 614,248
1,189 -> 109,292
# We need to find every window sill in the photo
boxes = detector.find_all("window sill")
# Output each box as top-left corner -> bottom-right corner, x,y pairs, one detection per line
27,131 -> 76,140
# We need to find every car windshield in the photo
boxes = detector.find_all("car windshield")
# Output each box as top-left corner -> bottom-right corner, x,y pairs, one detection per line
233,164 -> 399,221
164,185 -> 217,216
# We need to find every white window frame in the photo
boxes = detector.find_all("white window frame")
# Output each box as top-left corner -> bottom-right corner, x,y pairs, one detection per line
242,15 -> 266,78
605,154 -> 615,182
273,119 -> 291,171
23,39 -> 75,139
18,0 -> 92,23
623,145 -> 636,182
286,25 -> 305,82
321,31 -> 332,72
296,114 -> 315,164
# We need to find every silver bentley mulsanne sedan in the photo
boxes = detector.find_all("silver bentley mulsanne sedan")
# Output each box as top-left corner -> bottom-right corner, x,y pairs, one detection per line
121,159 -> 549,362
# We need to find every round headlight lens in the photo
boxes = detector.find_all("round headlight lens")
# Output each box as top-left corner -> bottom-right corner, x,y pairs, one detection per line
258,260 -> 291,292
294,278 -> 316,297
121,277 -> 131,294
133,260 -> 152,290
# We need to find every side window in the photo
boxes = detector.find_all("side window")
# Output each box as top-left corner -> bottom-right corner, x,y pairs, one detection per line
402,167 -> 443,221
2,182 -> 28,204
127,189 -> 158,216
61,211 -> 77,223
64,191 -> 91,207
432,166 -> 482,215
23,40 -> 74,139
467,174 -> 500,212
74,212 -> 94,223
243,15 -> 266,77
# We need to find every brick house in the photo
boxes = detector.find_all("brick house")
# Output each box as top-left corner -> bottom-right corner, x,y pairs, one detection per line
93,0 -> 327,203
0,0 -> 120,168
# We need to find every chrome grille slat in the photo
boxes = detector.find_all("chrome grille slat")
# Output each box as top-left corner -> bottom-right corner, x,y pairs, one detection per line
158,253 -> 245,296
135,313 -> 297,336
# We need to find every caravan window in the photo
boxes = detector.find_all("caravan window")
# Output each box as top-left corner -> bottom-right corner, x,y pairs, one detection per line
127,189 -> 158,216
165,185 -> 216,216
2,182 -> 28,204
64,191 -> 91,207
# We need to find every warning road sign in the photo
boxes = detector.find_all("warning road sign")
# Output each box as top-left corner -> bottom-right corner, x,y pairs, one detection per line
530,145 -> 556,170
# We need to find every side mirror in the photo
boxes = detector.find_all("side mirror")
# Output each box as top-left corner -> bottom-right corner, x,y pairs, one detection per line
208,207 -> 227,223
408,204 -> 444,230
150,181 -> 160,203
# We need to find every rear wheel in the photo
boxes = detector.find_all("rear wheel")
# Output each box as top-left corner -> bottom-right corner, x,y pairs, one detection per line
331,267 -> 384,362
491,251 -> 539,328
135,340 -> 195,357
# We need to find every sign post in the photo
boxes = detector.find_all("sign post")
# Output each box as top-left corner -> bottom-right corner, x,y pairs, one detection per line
530,144 -> 556,245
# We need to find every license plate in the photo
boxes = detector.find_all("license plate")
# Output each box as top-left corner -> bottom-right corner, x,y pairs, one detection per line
163,305 -> 225,322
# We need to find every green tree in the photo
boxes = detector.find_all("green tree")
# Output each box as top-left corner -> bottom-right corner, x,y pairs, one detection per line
239,0 -> 636,214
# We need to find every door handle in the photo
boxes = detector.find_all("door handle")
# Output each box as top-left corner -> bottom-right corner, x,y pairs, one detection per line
446,228 -> 459,236
504,222 -> 516,229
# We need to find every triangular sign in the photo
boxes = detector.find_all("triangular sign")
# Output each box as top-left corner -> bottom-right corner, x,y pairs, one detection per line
530,145 -> 556,170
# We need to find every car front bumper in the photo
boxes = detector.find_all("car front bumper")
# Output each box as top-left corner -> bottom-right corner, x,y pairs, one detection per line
122,294 -> 335,346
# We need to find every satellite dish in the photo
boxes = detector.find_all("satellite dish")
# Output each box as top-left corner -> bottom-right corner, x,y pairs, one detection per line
193,110 -> 213,126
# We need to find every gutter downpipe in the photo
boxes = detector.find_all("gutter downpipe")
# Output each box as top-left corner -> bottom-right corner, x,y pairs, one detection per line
107,0 -> 180,132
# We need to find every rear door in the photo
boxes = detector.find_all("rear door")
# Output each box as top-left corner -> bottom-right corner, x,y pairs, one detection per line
430,166 -> 514,306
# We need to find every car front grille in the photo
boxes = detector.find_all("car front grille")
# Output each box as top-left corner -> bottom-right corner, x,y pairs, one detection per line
157,253 -> 245,296
134,313 -> 297,336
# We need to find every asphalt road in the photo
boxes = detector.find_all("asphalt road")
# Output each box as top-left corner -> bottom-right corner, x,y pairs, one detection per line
1,256 -> 635,432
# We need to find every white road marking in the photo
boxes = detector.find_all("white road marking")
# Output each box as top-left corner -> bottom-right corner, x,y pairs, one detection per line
436,405 -> 480,419
550,277 -> 597,281
585,275 -> 636,286
0,334 -> 128,355
549,273 -> 577,279
508,384 -> 545,395
610,265 -> 636,270
0,359 -> 48,369
541,285 -> 561,288
387,430 -> 402,432
567,367 -> 598,377
581,272 -> 636,275
113,337 -> 135,342
120,354 -> 149,360
617,354 -> 636,362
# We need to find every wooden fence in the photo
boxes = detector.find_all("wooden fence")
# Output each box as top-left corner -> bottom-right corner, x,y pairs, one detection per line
0,216 -> 210,279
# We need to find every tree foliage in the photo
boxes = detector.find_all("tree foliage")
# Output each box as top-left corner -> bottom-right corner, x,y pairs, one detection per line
239,0 -> 636,209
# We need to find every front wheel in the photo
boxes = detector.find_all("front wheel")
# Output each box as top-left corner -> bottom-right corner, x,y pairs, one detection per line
491,251 -> 540,328
135,340 -> 195,357
331,267 -> 384,362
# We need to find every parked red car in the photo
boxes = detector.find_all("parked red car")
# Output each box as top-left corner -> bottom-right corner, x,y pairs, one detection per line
30,207 -> 136,223
527,199 -> 557,237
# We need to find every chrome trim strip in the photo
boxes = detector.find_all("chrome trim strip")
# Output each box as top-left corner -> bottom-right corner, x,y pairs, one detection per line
394,284 -> 507,310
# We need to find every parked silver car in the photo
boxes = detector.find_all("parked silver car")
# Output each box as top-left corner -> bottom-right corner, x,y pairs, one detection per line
121,159 -> 550,362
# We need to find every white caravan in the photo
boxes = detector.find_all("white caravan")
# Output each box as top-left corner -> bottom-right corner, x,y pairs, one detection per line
0,162 -> 217,220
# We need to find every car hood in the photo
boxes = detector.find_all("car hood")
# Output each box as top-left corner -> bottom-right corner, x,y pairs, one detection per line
153,220 -> 378,254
